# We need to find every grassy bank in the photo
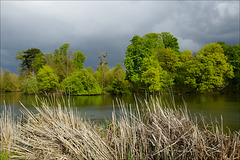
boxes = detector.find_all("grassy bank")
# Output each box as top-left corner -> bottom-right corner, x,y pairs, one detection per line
0,96 -> 239,159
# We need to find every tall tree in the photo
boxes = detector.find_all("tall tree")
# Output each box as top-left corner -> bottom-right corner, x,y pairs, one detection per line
218,42 -> 240,92
32,51 -> 45,73
73,51 -> 86,70
160,32 -> 180,53
98,52 -> 108,91
183,43 -> 234,93
53,43 -> 74,81
124,32 -> 180,91
16,48 -> 42,73
141,56 -> 169,92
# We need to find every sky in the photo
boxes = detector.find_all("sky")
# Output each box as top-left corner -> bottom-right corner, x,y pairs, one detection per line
1,1 -> 239,74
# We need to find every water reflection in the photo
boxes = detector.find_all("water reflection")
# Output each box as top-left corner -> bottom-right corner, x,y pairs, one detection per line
0,92 -> 239,131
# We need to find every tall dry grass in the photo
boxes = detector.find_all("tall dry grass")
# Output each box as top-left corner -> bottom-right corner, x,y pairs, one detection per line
0,96 -> 239,159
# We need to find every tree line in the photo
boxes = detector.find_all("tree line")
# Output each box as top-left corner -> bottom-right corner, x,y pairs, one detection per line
0,32 -> 239,95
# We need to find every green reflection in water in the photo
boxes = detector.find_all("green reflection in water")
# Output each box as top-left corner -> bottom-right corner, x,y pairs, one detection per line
1,92 -> 239,131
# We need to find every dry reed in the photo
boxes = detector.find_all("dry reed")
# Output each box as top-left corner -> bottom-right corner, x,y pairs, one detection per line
0,96 -> 239,159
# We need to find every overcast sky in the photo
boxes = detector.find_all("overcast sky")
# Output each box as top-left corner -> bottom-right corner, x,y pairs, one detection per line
1,1 -> 239,74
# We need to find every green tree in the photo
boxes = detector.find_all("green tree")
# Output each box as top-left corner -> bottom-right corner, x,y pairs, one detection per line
73,51 -> 86,70
16,48 -> 42,73
124,32 -> 180,92
37,65 -> 59,93
22,74 -> 39,94
124,33 -> 165,85
53,43 -> 74,81
98,52 -> 109,91
32,52 -> 45,73
2,69 -> 15,92
61,69 -> 101,95
141,56 -> 169,92
218,42 -> 240,92
160,32 -> 180,52
183,43 -> 234,93
44,53 -> 54,66
174,50 -> 194,93
156,48 -> 179,79
108,63 -> 130,94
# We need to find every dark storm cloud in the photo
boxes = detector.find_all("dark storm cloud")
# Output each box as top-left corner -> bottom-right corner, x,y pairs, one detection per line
1,1 -> 239,73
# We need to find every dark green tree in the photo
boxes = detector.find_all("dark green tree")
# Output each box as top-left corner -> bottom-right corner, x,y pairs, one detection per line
16,48 -> 42,73
160,32 -> 180,52
218,42 -> 240,92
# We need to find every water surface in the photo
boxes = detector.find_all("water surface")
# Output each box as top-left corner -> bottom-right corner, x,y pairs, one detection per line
0,92 -> 239,131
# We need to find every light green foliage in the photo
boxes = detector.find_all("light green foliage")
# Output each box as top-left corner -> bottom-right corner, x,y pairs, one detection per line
184,43 -> 234,93
95,65 -> 110,91
22,74 -> 39,94
44,53 -> 54,66
108,63 -> 130,94
179,50 -> 193,63
32,52 -> 45,73
61,69 -> 101,95
37,65 -> 59,93
2,69 -> 15,92
141,56 -> 168,92
73,51 -> 86,70
53,43 -> 74,81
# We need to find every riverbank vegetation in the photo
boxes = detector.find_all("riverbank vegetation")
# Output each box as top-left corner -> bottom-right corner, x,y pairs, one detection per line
0,96 -> 239,159
0,32 -> 239,95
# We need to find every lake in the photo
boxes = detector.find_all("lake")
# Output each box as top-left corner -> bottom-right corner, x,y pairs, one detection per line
0,92 -> 239,131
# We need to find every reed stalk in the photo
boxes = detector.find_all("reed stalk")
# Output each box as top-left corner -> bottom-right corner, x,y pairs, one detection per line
0,96 -> 239,159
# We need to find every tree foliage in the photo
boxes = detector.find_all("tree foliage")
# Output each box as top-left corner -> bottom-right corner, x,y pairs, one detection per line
160,32 -> 180,52
16,48 -> 42,73
22,74 -> 39,94
108,63 -> 130,94
73,51 -> 86,70
61,69 -> 101,95
218,42 -> 240,92
183,43 -> 234,93
37,65 -> 59,93
1,69 -> 15,92
124,32 -> 179,92
141,56 -> 168,92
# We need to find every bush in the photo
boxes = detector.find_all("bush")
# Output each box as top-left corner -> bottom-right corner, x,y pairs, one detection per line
22,74 -> 39,94
61,69 -> 101,95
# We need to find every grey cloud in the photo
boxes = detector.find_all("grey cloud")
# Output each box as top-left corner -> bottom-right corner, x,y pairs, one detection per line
1,1 -> 239,73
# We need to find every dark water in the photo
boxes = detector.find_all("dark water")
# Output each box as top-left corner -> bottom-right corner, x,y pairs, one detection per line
0,92 -> 239,131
